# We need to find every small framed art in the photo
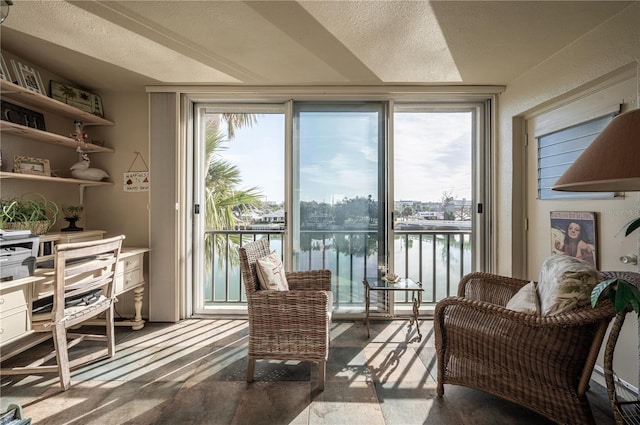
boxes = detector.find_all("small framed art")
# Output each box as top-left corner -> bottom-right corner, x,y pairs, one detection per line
10,60 -> 46,95
50,81 -> 104,117
550,211 -> 597,267
14,156 -> 51,177
0,53 -> 11,81
1,100 -> 46,131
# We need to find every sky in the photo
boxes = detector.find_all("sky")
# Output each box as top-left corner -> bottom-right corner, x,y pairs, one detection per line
221,111 -> 472,205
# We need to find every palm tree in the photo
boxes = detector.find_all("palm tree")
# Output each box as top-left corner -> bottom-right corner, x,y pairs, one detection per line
203,114 -> 262,267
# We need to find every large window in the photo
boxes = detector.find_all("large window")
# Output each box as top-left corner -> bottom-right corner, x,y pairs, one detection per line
190,98 -> 491,316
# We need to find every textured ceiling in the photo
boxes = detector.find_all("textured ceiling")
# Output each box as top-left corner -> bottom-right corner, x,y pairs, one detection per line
0,1 -> 633,92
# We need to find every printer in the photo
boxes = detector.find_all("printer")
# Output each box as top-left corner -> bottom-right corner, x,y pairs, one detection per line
0,231 -> 40,281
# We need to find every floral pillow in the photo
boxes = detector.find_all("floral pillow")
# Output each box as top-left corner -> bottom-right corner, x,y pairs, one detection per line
537,254 -> 600,316
256,252 -> 289,291
506,281 -> 539,315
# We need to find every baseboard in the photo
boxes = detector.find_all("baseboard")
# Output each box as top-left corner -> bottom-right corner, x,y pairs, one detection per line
593,364 -> 639,396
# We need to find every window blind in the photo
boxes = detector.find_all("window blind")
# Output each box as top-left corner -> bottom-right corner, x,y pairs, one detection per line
537,113 -> 617,200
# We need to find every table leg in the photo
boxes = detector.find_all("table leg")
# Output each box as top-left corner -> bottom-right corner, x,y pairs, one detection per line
410,289 -> 422,342
131,286 -> 145,330
364,282 -> 371,338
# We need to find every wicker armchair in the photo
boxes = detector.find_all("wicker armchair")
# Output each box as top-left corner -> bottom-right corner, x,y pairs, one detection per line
434,272 -> 616,425
239,239 -> 332,390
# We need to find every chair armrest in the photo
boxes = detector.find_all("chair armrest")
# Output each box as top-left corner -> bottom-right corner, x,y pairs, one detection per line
248,290 -> 331,329
457,272 -> 530,306
285,269 -> 331,291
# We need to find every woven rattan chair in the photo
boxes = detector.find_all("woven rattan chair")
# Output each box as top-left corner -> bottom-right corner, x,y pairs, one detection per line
239,239 -> 332,390
434,272 -> 616,425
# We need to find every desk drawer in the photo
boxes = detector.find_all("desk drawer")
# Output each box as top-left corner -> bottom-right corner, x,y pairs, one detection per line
115,268 -> 143,294
120,254 -> 143,273
0,286 -> 29,314
0,307 -> 29,344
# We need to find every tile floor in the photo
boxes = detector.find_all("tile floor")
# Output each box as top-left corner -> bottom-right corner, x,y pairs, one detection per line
1,319 -> 615,425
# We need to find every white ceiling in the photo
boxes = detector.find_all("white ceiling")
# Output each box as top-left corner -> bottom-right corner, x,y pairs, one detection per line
0,1 -> 634,92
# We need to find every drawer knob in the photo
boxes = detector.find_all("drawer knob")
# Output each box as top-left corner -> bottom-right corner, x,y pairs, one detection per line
0,298 -> 4,304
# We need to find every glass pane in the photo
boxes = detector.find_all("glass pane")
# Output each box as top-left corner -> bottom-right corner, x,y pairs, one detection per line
393,111 -> 473,303
294,103 -> 384,314
198,109 -> 285,308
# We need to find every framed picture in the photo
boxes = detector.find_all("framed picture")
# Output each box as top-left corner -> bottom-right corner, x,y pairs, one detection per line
50,80 -> 104,117
92,94 -> 104,117
0,53 -> 11,81
13,156 -> 51,177
550,211 -> 597,267
10,60 -> 46,95
1,100 -> 46,131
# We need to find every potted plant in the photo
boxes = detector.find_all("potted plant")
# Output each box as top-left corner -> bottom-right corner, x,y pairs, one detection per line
592,217 -> 640,313
0,193 -> 59,235
61,204 -> 83,232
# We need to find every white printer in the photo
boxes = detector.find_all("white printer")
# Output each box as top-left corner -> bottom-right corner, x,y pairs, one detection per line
0,231 -> 39,281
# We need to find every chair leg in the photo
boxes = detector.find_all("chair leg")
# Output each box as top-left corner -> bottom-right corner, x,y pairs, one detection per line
106,304 -> 116,358
247,357 -> 255,383
52,324 -> 71,391
318,361 -> 326,391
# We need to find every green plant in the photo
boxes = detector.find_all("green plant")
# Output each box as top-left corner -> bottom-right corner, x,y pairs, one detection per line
63,205 -> 83,218
591,218 -> 640,314
0,193 -> 59,234
623,217 -> 640,237
592,278 -> 640,314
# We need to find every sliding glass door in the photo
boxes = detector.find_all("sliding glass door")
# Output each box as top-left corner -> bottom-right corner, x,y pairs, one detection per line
292,103 -> 386,314
392,106 -> 477,304
190,99 -> 488,316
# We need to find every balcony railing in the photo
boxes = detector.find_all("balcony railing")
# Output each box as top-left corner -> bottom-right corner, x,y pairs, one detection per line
203,227 -> 472,310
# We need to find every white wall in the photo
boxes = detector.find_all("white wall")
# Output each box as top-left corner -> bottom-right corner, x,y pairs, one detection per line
496,3 -> 640,387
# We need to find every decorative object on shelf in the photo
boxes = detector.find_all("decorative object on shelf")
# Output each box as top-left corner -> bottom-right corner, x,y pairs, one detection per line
1,100 -> 46,131
0,193 -> 58,235
61,204 -> 83,232
70,120 -> 88,152
378,263 -> 400,283
0,0 -> 13,25
50,80 -> 104,118
0,53 -> 11,80
10,59 -> 46,95
123,151 -> 150,192
70,153 -> 109,181
13,156 -> 50,177
550,211 -> 597,267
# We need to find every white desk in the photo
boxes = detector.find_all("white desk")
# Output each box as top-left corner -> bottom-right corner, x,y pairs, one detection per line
0,247 -> 149,359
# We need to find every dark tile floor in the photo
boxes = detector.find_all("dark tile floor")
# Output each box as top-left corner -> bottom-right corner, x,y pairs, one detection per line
1,319 -> 615,424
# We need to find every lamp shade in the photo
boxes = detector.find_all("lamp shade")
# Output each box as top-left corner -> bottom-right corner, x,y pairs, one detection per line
552,108 -> 640,192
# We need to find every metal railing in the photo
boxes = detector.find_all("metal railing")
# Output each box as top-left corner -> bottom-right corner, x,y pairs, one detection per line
203,227 -> 472,309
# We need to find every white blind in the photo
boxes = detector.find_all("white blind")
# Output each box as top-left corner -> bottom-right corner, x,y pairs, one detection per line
537,113 -> 617,200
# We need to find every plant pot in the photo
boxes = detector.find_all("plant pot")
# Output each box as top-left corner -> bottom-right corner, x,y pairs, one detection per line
3,220 -> 52,235
61,217 -> 83,232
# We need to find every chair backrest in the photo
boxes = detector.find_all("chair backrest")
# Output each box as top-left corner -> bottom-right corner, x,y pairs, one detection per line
239,239 -> 270,297
51,235 -> 125,322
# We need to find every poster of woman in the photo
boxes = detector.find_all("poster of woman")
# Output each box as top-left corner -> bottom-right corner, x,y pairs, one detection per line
550,211 -> 597,267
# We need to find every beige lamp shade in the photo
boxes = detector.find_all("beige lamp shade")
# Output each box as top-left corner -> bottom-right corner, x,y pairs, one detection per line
552,108 -> 640,192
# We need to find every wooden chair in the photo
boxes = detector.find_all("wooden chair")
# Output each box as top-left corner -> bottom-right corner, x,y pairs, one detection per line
434,272 -> 616,425
239,239 -> 332,390
1,235 -> 124,390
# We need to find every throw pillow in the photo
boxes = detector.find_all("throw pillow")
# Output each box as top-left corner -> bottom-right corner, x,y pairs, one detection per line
256,252 -> 289,291
537,254 -> 600,316
506,281 -> 539,315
